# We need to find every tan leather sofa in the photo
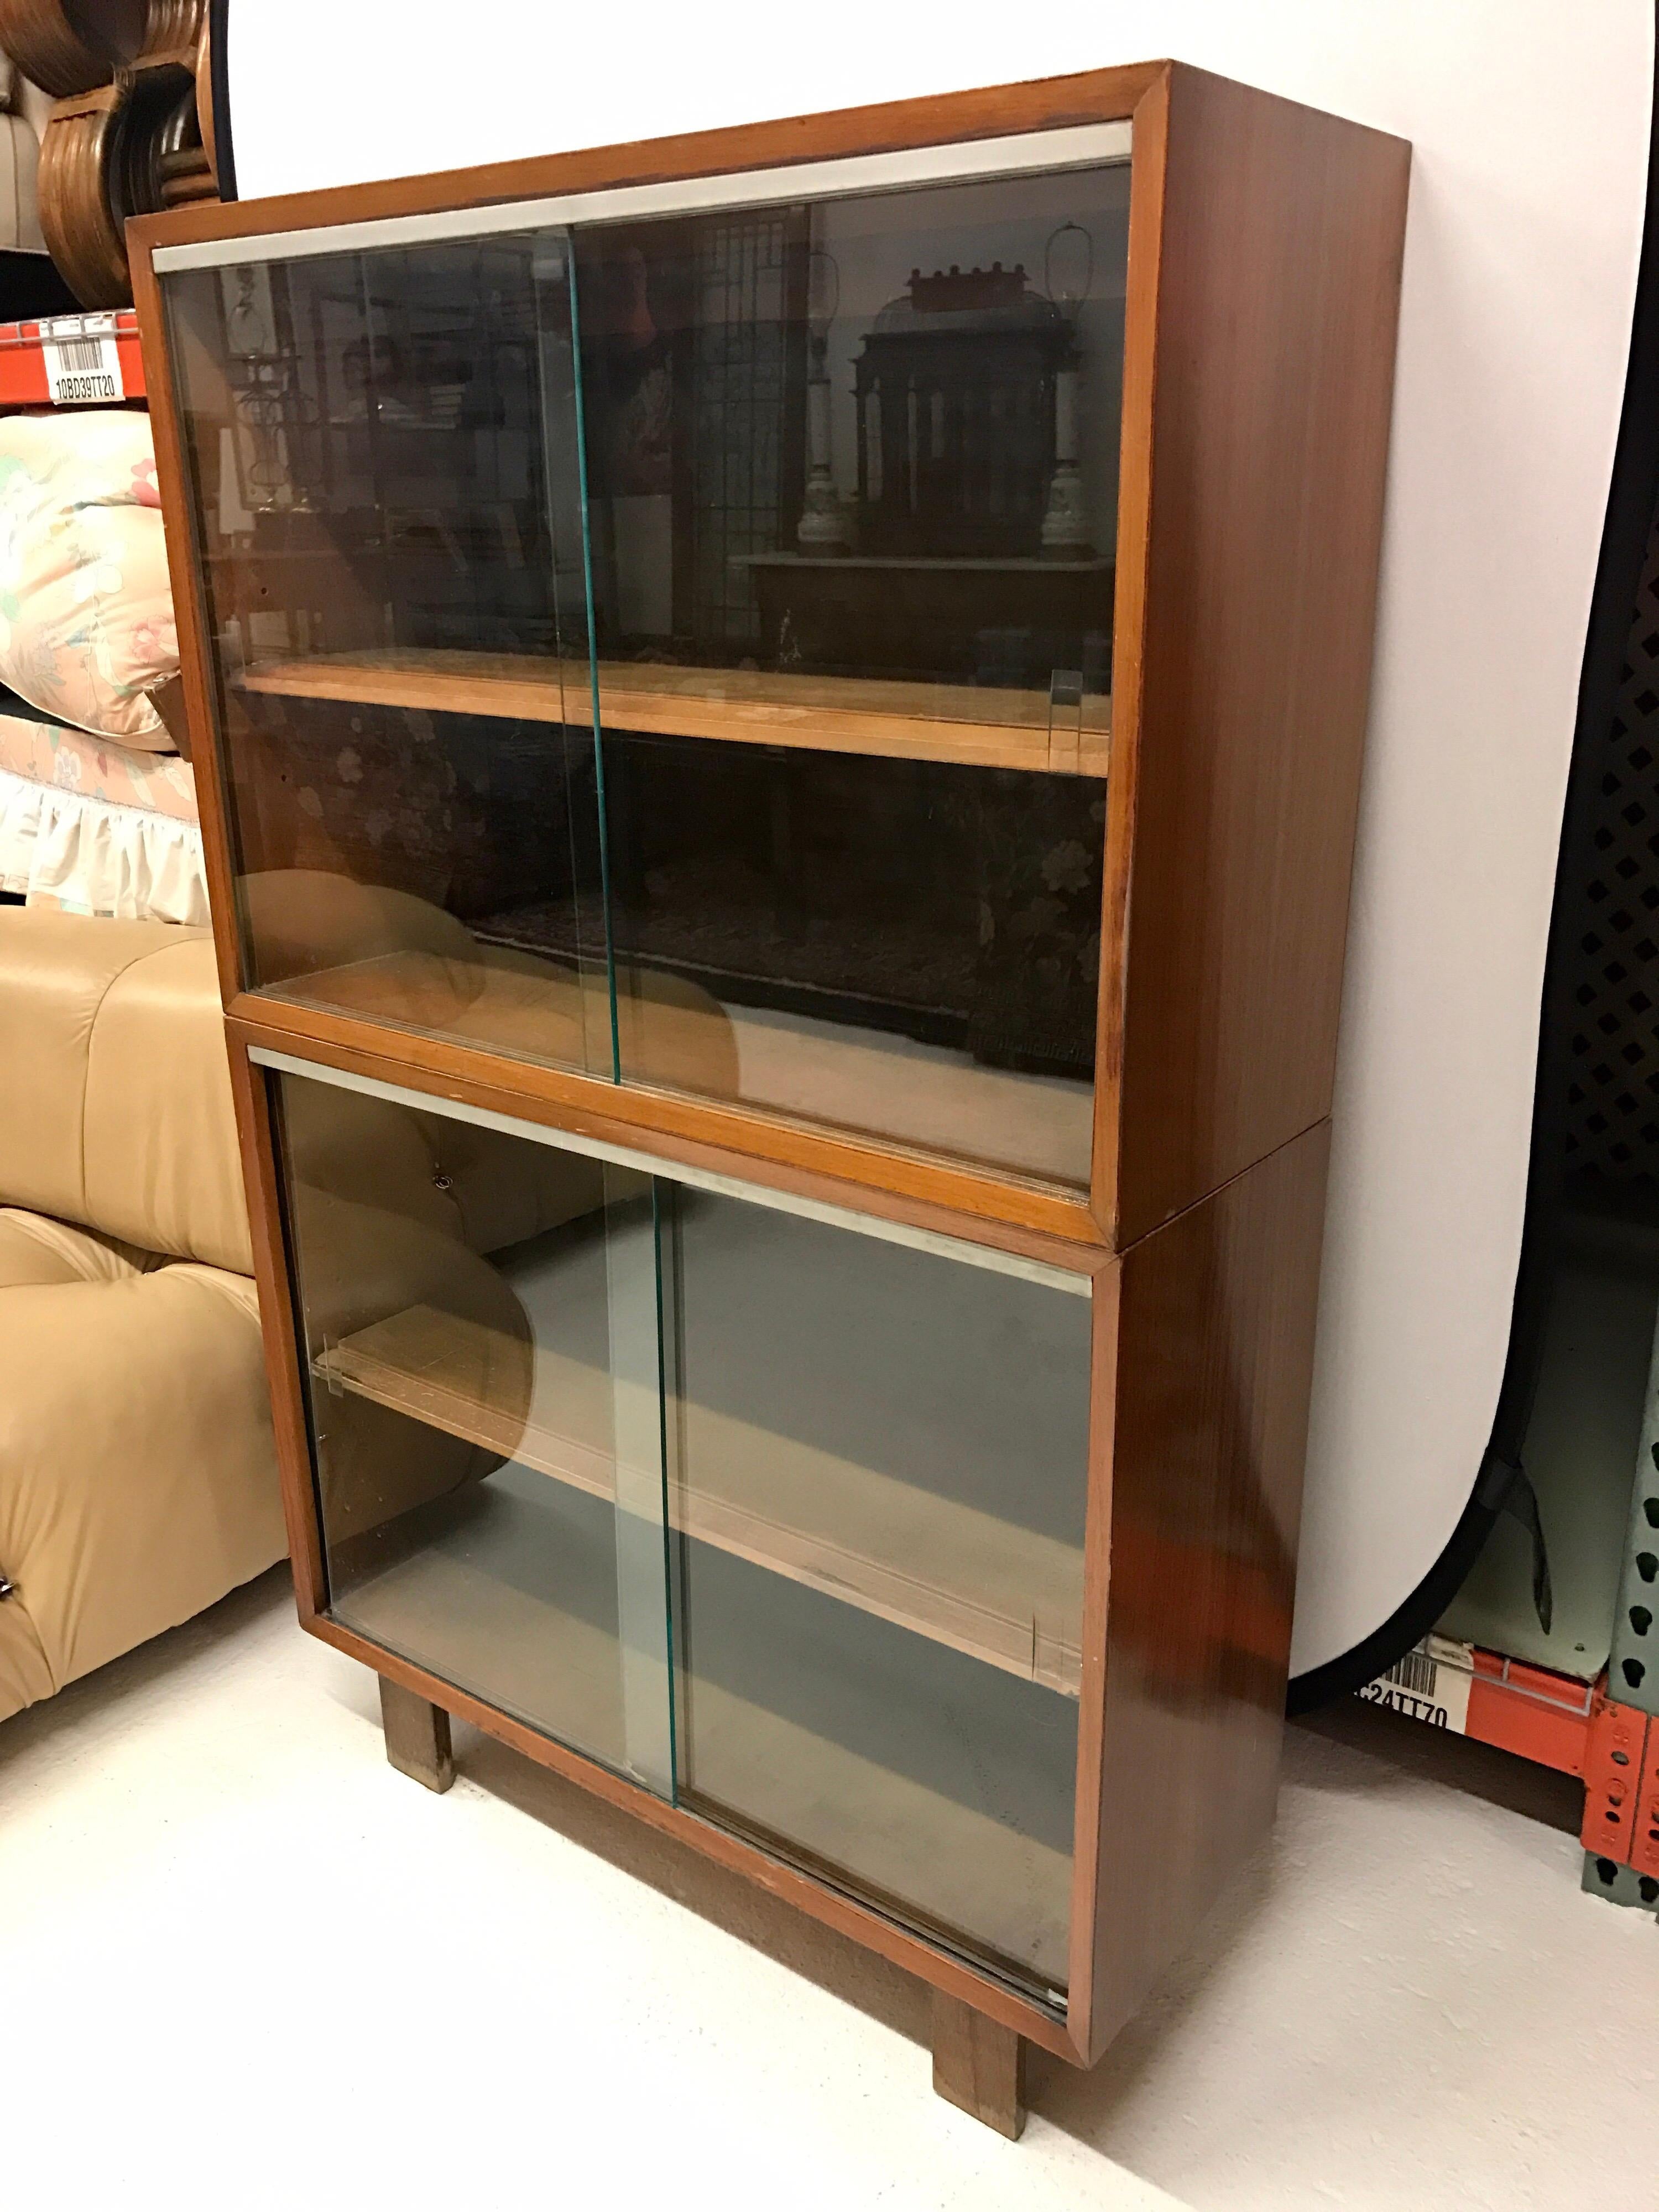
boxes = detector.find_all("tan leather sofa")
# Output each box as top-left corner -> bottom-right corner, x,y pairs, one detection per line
0,885 -> 742,1724
0,911 -> 285,1721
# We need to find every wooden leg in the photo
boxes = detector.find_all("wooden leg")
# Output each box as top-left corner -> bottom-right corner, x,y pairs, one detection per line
930,1990 -> 1026,2139
379,1676 -> 454,1793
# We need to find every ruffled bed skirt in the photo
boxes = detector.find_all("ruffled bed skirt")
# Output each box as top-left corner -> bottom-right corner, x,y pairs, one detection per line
0,766 -> 208,925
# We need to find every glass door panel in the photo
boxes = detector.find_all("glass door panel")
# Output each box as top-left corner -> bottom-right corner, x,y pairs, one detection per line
265,1053 -> 1092,1987
597,737 -> 1105,1187
269,1061 -> 675,1792
161,233 -> 617,1079
659,1186 -> 1092,1997
565,161 -> 1129,1187
161,149 -> 1130,1192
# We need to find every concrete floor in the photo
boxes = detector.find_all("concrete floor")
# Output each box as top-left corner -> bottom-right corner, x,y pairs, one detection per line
2,1570 -> 1655,2212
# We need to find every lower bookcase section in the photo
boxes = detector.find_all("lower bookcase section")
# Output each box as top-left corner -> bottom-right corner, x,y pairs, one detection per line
267,1052 -> 1092,2000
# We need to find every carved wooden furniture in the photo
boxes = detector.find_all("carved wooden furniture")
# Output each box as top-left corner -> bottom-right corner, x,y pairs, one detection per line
33,0 -> 213,307
0,0 -> 148,98
131,64 -> 1408,2135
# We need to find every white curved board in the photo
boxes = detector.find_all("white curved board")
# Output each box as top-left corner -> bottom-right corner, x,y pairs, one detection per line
225,0 -> 1655,1675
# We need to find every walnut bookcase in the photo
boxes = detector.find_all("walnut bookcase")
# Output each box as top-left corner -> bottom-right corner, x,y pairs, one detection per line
132,63 -> 1407,2136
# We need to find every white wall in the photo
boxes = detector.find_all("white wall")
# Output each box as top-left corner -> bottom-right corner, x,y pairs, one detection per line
227,1 -> 1655,1674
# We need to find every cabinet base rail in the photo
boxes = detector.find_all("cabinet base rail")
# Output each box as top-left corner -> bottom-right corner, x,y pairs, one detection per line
378,1671 -> 1032,2134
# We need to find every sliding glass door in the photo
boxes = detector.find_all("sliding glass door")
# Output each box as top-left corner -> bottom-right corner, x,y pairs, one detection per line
265,1055 -> 1091,1996
161,147 -> 1129,1199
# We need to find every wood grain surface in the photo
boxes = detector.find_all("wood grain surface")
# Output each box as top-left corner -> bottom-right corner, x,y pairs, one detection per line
226,994 -> 1110,1260
1083,1119 -> 1332,2059
129,64 -> 1165,255
38,87 -> 126,306
1098,68 -> 1409,1245
238,647 -> 1112,778
0,0 -> 144,98
379,1675 -> 454,1792
41,45 -> 214,307
224,1039 -> 328,1618
931,1990 -> 1027,2136
193,10 -> 216,185
142,0 -> 206,58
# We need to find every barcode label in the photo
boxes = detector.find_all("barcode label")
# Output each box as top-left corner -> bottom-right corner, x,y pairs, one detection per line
1358,1634 -> 1473,1731
41,321 -> 123,406
1384,1647 -> 1438,1696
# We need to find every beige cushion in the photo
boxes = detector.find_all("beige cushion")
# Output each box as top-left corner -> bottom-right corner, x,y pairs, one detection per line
239,868 -> 479,987
0,909 -> 182,1219
82,928 -> 251,1272
237,870 -> 743,1104
0,909 -> 249,1271
0,888 -> 740,1665
0,1208 -> 151,1287
276,1076 -> 539,1545
0,1241 -> 285,1720
0,916 -> 283,1719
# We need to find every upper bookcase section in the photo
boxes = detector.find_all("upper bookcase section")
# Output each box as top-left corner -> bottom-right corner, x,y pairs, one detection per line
155,126 -> 1131,1198
139,66 -> 1409,1254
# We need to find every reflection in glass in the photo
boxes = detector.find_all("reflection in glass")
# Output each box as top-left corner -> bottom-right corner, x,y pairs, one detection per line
661,1186 -> 1091,1994
269,1057 -> 1092,1994
163,234 -> 618,1078
161,153 -> 1128,1187
570,166 -> 1126,1186
531,735 -> 1104,1186
273,1064 -> 675,1790
572,166 -> 1128,703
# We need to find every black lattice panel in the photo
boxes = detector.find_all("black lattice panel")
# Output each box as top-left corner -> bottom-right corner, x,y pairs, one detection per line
1564,524 -> 1659,1183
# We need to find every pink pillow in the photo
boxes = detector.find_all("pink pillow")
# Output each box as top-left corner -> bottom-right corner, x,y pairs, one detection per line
0,411 -> 179,750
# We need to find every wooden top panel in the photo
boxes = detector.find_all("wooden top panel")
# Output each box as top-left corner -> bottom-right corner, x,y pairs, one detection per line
237,648 -> 1112,777
129,65 -> 1169,253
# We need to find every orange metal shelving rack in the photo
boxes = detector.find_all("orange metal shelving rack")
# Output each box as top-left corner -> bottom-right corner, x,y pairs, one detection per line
1362,1636 -> 1659,1906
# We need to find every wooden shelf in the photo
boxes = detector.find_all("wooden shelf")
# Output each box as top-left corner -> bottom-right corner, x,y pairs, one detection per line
316,1299 -> 1084,1697
256,947 -> 1095,1192
237,646 -> 1111,777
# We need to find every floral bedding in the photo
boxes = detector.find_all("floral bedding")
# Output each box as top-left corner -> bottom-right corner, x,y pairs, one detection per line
0,412 -> 179,749
0,708 -> 205,922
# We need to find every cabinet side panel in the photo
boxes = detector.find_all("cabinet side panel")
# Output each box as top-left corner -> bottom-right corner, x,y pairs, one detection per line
1114,70 -> 1408,1242
1088,1119 -> 1330,2057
